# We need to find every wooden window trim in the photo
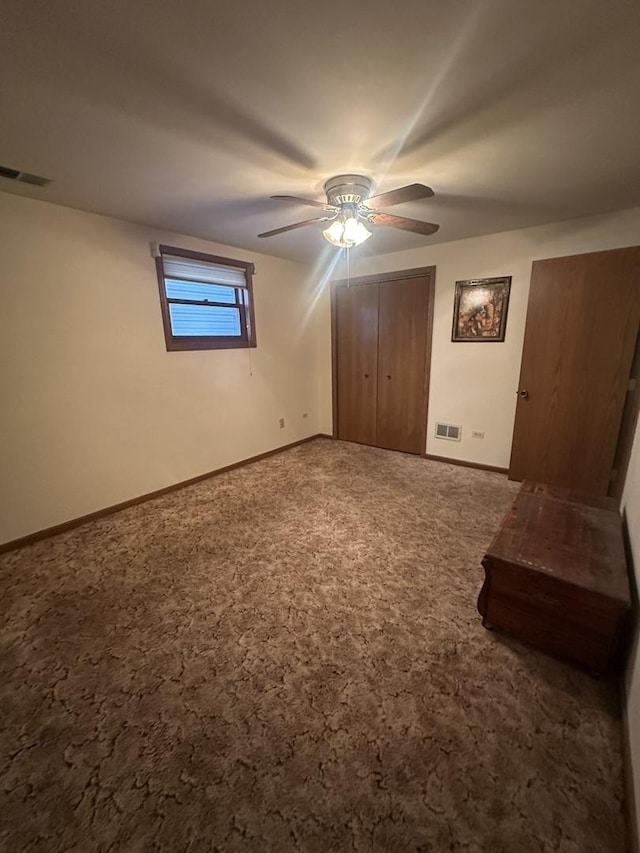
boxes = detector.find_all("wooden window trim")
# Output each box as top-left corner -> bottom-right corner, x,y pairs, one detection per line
155,243 -> 257,352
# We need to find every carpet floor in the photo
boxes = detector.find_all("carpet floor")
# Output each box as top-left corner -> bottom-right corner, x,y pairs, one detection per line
0,438 -> 628,852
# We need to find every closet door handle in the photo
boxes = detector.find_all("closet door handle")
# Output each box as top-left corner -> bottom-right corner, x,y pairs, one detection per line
364,373 -> 369,378
387,374 -> 391,380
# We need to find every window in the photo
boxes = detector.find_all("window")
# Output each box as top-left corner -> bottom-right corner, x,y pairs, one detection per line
154,244 -> 256,351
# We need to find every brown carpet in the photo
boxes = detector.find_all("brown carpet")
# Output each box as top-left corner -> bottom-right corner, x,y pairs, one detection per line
0,438 -> 628,852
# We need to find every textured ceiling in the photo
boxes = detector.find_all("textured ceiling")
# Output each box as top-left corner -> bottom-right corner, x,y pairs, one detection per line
1,0 -> 640,263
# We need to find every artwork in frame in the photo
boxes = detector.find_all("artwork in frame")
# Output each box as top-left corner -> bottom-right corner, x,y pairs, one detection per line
451,276 -> 512,342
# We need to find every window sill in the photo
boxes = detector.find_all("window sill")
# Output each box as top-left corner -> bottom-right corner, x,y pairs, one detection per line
164,337 -> 257,352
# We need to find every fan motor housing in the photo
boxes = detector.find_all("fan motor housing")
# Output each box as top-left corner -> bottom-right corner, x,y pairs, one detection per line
324,174 -> 373,207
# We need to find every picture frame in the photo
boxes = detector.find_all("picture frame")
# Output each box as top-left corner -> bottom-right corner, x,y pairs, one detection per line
451,276 -> 512,342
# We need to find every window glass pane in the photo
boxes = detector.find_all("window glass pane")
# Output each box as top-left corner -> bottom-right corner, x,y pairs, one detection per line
165,279 -> 237,304
168,304 -> 242,337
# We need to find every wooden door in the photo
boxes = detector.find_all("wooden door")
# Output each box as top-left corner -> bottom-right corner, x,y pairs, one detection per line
610,331 -> 640,501
335,282 -> 379,446
376,276 -> 432,454
509,246 -> 640,494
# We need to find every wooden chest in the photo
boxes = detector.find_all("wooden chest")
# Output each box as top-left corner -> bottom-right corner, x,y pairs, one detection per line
478,482 -> 631,675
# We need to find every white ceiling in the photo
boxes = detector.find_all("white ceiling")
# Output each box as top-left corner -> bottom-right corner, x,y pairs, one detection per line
1,0 -> 640,263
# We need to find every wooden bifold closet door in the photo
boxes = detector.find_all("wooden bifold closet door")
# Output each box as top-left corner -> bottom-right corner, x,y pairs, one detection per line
335,282 -> 379,446
333,269 -> 434,455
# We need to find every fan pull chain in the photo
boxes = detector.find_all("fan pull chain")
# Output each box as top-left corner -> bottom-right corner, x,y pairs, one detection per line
346,245 -> 351,287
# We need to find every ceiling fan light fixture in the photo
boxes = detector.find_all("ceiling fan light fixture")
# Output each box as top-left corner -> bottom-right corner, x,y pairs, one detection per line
323,220 -> 344,246
261,175 -> 438,245
344,216 -> 371,244
323,216 -> 371,248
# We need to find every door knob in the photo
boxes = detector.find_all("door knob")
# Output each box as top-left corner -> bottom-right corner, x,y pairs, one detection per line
518,389 -> 529,399
364,373 -> 369,378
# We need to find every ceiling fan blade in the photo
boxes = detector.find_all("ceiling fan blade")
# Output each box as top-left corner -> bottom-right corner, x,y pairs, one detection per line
368,212 -> 440,236
258,216 -> 331,238
365,183 -> 434,209
271,195 -> 335,210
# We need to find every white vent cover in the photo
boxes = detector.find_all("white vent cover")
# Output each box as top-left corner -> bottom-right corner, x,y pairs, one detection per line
435,422 -> 462,441
0,163 -> 51,187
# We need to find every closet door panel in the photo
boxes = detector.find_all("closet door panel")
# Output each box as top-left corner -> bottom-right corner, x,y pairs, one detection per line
376,276 -> 430,454
336,283 -> 379,446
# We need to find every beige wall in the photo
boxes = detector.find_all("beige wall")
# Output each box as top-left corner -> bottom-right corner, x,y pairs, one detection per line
623,417 -> 640,847
4,197 -> 639,544
0,192 -> 321,544
317,206 -> 640,467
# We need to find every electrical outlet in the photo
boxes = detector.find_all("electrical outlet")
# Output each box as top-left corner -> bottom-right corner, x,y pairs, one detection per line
279,418 -> 285,429
471,430 -> 485,439
302,412 -> 309,419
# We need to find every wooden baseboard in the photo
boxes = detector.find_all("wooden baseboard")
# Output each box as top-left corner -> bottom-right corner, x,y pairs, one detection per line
423,453 -> 508,474
0,434 -> 329,555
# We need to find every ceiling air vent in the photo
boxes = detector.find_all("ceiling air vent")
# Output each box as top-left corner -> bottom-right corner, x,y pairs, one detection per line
435,422 -> 462,441
0,164 -> 51,187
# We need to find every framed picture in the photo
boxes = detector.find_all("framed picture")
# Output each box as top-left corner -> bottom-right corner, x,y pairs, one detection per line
452,276 -> 511,342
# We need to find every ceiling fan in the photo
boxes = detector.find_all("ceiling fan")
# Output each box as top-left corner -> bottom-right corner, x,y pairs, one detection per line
257,174 -> 439,248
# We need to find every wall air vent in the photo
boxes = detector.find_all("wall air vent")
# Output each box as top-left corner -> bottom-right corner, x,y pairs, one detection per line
435,422 -> 462,441
0,164 -> 51,187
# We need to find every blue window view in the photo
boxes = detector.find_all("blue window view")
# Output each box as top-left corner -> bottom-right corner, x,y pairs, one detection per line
168,303 -> 242,337
164,280 -> 237,304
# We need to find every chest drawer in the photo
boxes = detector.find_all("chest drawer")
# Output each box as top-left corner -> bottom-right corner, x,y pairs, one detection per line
478,482 -> 631,675
484,560 -> 625,673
